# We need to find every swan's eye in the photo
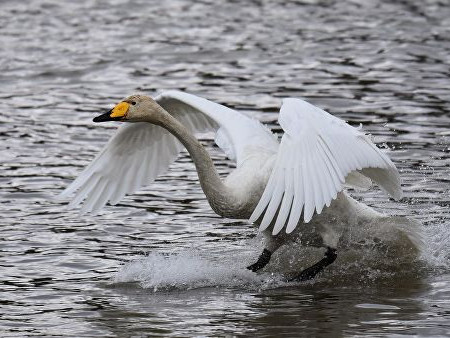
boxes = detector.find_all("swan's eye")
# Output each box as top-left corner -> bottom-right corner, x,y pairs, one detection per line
131,101 -> 136,106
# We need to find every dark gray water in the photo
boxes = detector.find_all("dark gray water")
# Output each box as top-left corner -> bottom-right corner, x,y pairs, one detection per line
1,0 -> 450,336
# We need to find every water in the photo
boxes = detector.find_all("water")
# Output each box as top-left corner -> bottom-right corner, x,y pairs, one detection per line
1,0 -> 449,336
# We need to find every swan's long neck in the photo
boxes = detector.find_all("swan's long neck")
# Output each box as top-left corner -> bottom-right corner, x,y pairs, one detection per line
153,108 -> 238,217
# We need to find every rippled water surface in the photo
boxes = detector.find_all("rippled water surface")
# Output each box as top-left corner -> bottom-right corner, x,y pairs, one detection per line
1,0 -> 450,336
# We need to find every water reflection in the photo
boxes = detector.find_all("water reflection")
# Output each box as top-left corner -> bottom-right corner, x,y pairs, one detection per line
87,279 -> 431,337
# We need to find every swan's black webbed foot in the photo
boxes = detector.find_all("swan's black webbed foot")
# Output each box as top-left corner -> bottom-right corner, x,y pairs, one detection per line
247,248 -> 272,272
289,247 -> 337,282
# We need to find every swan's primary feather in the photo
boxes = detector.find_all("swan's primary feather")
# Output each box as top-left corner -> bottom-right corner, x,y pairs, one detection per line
59,91 -> 277,212
249,98 -> 402,235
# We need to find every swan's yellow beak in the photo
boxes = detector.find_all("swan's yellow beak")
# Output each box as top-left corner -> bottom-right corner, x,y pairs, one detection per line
93,101 -> 130,122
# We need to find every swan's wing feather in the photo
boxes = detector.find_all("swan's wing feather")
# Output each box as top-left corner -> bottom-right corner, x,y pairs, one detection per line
344,171 -> 372,190
61,91 -> 278,211
249,98 -> 402,235
59,122 -> 182,212
156,91 -> 279,166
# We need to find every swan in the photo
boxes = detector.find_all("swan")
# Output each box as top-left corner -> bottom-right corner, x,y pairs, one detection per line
59,91 -> 422,281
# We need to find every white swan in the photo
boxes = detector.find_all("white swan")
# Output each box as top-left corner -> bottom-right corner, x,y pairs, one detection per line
60,91 -> 422,280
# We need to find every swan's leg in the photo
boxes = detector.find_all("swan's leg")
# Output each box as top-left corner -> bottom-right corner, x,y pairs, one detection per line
247,231 -> 289,272
247,248 -> 271,272
289,247 -> 337,282
288,221 -> 340,281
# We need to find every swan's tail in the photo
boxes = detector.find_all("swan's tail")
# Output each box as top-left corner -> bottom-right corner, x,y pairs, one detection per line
379,215 -> 425,256
394,216 -> 425,252
337,211 -> 425,261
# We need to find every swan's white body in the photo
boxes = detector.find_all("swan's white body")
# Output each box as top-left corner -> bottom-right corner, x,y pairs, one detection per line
60,91 -> 422,259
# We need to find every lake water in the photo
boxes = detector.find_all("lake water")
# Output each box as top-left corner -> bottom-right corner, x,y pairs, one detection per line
1,0 -> 449,336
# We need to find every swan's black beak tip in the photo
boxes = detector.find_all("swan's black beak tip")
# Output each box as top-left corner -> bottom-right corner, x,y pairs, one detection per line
93,110 -> 114,123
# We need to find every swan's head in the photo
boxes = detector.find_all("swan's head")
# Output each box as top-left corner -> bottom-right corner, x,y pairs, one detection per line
93,95 -> 162,123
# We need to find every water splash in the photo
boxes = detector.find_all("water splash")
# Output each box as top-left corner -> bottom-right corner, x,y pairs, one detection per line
114,251 -> 286,291
423,219 -> 450,270
113,226 -> 430,292
112,214 -> 435,291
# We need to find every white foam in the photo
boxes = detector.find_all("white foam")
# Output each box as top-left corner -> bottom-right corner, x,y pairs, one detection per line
423,220 -> 450,269
114,251 -> 286,291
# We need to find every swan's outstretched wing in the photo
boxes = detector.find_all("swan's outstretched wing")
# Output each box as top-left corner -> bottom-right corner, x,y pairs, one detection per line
249,98 -> 402,235
59,122 -> 183,213
60,91 -> 277,212
156,91 -> 278,166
